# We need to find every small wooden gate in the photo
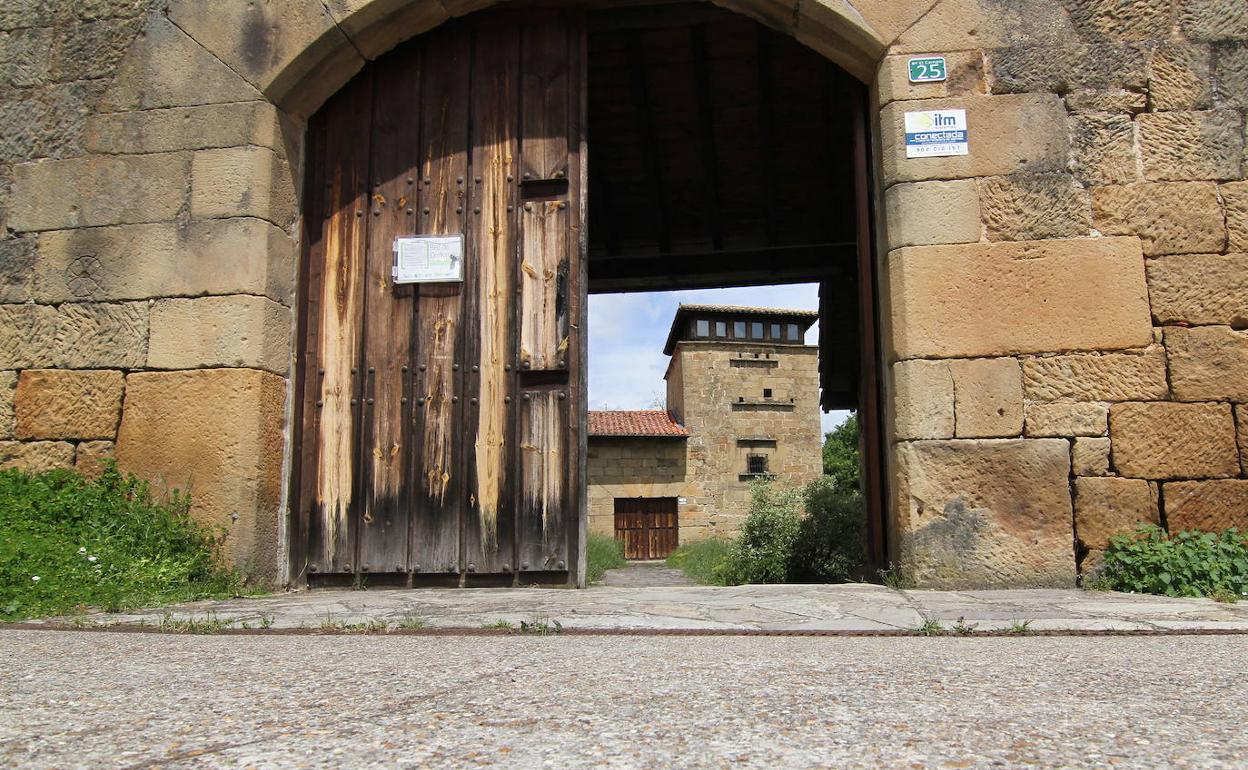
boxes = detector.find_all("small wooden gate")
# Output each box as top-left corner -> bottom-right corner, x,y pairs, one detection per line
291,9 -> 587,583
613,498 -> 679,560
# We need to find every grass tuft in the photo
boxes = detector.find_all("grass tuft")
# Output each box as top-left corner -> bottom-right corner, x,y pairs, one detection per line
586,534 -> 627,584
666,538 -> 733,585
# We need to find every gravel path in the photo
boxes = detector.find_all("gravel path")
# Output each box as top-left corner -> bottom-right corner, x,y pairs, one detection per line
3,630 -> 1246,768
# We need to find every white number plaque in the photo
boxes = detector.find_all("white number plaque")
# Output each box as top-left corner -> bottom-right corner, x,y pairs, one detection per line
392,235 -> 464,284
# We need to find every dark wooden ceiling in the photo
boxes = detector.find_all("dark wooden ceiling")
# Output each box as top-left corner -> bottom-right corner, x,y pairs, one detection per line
585,3 -> 861,293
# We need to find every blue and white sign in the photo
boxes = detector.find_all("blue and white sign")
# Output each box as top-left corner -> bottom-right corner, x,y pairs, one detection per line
904,109 -> 968,158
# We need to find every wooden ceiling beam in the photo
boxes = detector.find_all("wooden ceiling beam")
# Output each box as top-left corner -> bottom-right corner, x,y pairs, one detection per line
690,25 -> 724,252
588,242 -> 853,293
627,30 -> 672,254
756,26 -> 778,248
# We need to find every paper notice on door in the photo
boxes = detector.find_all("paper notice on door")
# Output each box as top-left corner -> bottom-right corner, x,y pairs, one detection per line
392,234 -> 464,284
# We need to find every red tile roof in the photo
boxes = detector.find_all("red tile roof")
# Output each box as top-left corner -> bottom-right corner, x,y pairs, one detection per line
588,410 -> 690,437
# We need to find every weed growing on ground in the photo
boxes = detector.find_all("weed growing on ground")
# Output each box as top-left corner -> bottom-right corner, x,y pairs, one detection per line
915,618 -> 944,636
1006,619 -> 1033,635
159,611 -> 235,634
0,465 -> 243,621
878,564 -> 910,590
586,534 -> 627,584
339,620 -> 390,634
396,614 -> 429,629
482,620 -> 517,631
1101,526 -> 1248,600
951,617 -> 977,636
519,617 -> 563,635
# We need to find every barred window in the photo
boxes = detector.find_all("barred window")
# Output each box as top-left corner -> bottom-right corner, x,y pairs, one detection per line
747,454 -> 768,475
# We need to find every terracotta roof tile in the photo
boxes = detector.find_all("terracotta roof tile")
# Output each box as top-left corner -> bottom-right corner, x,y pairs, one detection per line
588,410 -> 690,437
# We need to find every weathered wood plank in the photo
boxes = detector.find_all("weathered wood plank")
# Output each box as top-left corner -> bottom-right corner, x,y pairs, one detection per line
291,102 -> 329,583
357,43 -> 421,575
409,24 -> 470,576
517,388 -> 568,571
463,18 -> 520,575
568,11 -> 589,585
518,199 -> 569,371
311,71 -> 373,573
520,14 -> 569,182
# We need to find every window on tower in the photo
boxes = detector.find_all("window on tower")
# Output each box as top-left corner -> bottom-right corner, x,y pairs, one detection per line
746,454 -> 768,475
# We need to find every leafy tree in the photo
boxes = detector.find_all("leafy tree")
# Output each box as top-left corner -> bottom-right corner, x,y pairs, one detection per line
822,413 -> 861,493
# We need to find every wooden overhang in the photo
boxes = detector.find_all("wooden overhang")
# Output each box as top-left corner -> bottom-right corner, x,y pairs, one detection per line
585,4 -> 859,295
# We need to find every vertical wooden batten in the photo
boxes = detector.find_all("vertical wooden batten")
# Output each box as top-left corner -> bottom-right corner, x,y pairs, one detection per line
308,72 -> 373,574
356,43 -> 422,576
290,102 -> 328,583
409,24 -> 471,576
463,17 -> 521,576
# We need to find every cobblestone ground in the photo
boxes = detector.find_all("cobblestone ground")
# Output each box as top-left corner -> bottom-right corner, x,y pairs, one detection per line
3,630 -> 1246,769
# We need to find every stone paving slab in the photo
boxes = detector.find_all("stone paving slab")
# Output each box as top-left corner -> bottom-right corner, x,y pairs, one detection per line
21,583 -> 1248,634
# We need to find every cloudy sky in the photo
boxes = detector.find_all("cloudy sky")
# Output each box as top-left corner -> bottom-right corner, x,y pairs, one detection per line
587,283 -> 852,435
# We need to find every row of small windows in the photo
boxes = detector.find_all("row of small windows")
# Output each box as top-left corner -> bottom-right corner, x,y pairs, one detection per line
693,319 -> 802,342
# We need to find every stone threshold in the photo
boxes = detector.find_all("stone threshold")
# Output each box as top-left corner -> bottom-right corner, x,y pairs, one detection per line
17,584 -> 1248,635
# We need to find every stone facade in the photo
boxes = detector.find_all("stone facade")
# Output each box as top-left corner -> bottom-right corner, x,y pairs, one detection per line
587,438 -> 692,539
875,0 -> 1248,587
589,312 -> 824,546
0,0 -> 296,582
0,0 -> 1244,587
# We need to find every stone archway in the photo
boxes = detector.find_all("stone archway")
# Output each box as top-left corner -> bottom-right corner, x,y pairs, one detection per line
81,0 -> 904,585
151,0 -> 908,118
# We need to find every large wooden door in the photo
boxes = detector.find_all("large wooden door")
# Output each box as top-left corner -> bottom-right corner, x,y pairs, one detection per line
613,498 -> 679,560
291,10 -> 587,584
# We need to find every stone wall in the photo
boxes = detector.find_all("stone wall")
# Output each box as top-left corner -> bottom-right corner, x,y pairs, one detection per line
0,1 -> 296,580
876,0 -> 1248,587
587,438 -> 692,538
667,343 -> 824,540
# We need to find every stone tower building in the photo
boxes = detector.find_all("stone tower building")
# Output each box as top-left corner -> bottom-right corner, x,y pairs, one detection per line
588,305 -> 823,556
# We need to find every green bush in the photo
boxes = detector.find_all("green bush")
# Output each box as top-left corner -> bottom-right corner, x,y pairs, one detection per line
1101,525 -> 1248,600
788,477 -> 864,583
717,480 -> 803,585
0,465 -> 243,620
585,533 -> 626,584
665,538 -> 732,585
